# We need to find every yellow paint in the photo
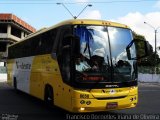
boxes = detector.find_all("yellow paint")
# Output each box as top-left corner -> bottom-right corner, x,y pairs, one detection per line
29,54 -> 73,110
71,87 -> 138,113
7,19 -> 137,113
7,54 -> 138,112
7,59 -> 15,86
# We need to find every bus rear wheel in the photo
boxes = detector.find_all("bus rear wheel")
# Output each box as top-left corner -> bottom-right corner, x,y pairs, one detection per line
44,86 -> 54,106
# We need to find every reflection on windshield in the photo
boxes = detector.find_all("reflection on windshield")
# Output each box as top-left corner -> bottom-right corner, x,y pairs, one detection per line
74,25 -> 137,83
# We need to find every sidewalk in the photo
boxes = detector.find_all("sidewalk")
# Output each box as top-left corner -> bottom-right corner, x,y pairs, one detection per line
138,81 -> 160,87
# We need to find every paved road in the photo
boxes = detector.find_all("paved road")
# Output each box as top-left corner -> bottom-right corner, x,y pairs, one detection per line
0,82 -> 160,120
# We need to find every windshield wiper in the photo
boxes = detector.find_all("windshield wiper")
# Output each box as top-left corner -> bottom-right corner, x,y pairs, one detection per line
107,55 -> 110,67
106,27 -> 114,82
84,42 -> 91,59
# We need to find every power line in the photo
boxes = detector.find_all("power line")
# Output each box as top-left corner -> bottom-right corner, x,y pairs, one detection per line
0,0 -> 159,4
64,0 -> 159,4
57,3 -> 92,19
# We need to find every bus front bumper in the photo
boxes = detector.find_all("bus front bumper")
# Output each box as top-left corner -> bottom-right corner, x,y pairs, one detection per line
71,95 -> 138,113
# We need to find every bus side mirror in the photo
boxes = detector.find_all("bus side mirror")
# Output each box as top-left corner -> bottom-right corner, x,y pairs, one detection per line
126,39 -> 153,60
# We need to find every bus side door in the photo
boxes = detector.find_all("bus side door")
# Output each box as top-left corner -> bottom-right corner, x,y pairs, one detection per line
54,25 -> 73,110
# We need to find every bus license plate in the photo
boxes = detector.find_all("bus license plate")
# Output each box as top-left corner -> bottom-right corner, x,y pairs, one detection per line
107,102 -> 118,109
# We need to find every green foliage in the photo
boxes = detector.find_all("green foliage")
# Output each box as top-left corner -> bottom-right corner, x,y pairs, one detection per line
132,31 -> 160,66
133,31 -> 145,40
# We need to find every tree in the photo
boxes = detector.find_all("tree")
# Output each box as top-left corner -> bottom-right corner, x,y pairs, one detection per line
133,31 -> 145,40
132,31 -> 159,66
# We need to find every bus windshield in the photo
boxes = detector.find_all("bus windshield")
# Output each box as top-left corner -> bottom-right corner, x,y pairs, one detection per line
74,25 -> 137,83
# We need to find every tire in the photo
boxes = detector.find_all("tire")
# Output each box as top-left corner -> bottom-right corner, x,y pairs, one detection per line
44,86 -> 54,106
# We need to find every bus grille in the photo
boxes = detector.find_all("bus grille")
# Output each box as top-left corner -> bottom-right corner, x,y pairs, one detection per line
96,96 -> 127,100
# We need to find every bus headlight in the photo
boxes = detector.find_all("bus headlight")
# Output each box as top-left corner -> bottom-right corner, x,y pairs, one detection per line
80,107 -> 85,111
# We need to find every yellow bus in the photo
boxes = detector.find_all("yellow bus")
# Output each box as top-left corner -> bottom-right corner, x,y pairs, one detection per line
7,19 -> 151,113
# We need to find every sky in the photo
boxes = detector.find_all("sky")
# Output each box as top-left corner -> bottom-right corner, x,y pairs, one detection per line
1,0 -> 160,50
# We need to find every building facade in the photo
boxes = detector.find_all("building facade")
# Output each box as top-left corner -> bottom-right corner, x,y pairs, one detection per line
0,13 -> 36,60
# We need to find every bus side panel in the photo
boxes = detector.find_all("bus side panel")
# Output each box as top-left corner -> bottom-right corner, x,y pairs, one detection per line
29,55 -> 44,100
8,54 -> 73,111
29,54 -> 65,102
7,59 -> 15,86
15,57 -> 33,93
29,54 -> 72,111
7,57 -> 34,94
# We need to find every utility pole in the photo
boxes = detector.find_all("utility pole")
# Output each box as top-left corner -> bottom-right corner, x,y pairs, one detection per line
144,22 -> 160,74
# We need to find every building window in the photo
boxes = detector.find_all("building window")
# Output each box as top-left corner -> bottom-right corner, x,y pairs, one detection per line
0,24 -> 7,33
11,26 -> 21,38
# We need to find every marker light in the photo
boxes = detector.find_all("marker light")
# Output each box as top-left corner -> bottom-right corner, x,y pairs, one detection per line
86,101 -> 91,105
80,100 -> 85,104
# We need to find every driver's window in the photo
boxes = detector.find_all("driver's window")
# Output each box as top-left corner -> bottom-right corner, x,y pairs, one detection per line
61,46 -> 71,82
58,26 -> 72,83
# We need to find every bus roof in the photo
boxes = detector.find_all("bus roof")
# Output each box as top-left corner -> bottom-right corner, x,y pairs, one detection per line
9,19 -> 130,47
56,19 -> 129,28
